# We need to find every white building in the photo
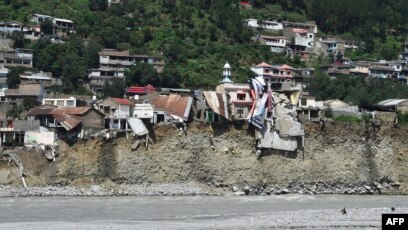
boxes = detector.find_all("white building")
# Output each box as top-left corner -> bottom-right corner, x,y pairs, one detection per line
43,97 -> 77,107
0,67 -> 9,91
293,28 -> 314,48
97,97 -> 134,130
0,21 -> 23,34
134,102 -> 154,119
258,35 -> 287,53
368,60 -> 403,79
244,19 -> 283,31
31,14 -> 76,37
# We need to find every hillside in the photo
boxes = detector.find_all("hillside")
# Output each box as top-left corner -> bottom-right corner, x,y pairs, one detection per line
0,0 -> 407,92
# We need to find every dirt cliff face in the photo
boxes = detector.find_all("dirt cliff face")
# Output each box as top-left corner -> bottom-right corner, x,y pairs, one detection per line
111,122 -> 407,192
1,121 -> 407,194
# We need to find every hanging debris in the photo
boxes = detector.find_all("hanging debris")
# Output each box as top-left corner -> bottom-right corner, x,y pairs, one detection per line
247,69 -> 304,154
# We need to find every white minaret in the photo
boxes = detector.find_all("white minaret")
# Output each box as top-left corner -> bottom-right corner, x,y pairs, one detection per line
220,62 -> 233,83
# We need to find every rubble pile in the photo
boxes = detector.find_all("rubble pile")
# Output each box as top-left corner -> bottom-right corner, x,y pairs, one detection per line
248,77 -> 304,154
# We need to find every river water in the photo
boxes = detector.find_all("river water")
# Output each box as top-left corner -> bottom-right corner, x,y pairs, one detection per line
0,195 -> 407,229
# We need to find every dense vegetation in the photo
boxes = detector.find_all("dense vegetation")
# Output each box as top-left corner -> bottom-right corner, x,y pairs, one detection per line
1,0 -> 299,92
307,72 -> 408,106
0,0 -> 407,104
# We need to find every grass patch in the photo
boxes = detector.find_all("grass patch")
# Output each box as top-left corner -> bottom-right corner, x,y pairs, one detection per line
397,111 -> 408,125
333,115 -> 362,123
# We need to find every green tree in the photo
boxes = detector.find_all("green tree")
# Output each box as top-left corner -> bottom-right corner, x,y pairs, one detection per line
41,18 -> 54,35
10,31 -> 25,48
6,68 -> 23,89
102,79 -> 127,98
89,0 -> 108,11
126,63 -> 159,86
22,97 -> 40,110
6,104 -> 24,119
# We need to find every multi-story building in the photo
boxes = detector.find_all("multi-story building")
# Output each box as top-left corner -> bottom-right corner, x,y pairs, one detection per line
0,21 -> 23,34
368,60 -> 404,80
88,68 -> 125,93
89,49 -> 164,94
19,71 -> 57,88
256,35 -> 287,53
31,14 -> 76,37
250,62 -> 294,83
98,49 -> 164,72
244,19 -> 283,31
0,48 -> 33,68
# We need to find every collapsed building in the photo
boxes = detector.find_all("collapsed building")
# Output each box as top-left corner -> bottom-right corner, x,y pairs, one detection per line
203,62 -> 305,154
247,62 -> 304,153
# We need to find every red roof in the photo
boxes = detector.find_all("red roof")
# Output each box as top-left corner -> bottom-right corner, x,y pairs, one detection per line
113,98 -> 134,106
279,64 -> 294,70
256,62 -> 272,68
126,85 -> 156,95
239,1 -> 251,5
293,28 -> 308,34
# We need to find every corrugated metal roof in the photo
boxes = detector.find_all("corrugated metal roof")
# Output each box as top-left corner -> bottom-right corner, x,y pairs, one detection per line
50,107 -> 91,115
126,85 -> 155,94
27,105 -> 56,116
52,113 -> 81,131
378,99 -> 407,106
127,118 -> 149,136
113,98 -> 134,106
151,94 -> 192,120
203,91 -> 229,119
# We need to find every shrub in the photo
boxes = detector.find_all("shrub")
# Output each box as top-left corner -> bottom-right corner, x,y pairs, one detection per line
333,115 -> 362,123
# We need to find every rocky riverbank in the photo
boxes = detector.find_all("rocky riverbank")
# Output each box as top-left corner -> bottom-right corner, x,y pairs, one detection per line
0,182 -> 217,197
0,180 -> 402,197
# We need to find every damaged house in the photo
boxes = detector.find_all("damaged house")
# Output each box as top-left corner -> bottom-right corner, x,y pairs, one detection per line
27,106 -> 105,139
151,94 -> 193,123
248,62 -> 305,153
297,92 -> 324,121
96,97 -> 134,130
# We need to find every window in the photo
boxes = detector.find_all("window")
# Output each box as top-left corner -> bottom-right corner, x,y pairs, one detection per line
56,100 -> 64,106
301,99 -> 307,106
237,94 -> 246,101
104,106 -> 110,114
66,100 -> 75,107
44,100 -> 53,105
236,108 -> 244,116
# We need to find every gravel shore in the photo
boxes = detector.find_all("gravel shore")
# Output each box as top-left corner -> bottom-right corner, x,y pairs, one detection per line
0,180 -> 401,197
0,183 -> 217,197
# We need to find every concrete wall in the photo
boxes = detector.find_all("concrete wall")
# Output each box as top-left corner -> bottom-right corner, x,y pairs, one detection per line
82,110 -> 105,128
